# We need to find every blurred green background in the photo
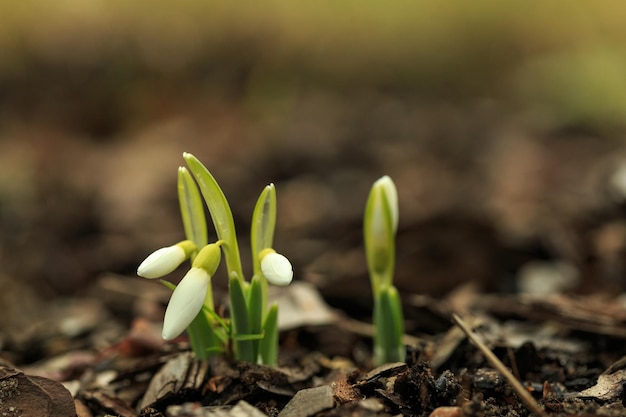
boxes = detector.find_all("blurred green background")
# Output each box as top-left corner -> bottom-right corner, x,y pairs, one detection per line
3,1 -> 626,129
2,0 -> 626,331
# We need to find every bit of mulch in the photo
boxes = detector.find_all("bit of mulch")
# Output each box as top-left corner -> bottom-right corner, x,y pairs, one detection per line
3,278 -> 626,417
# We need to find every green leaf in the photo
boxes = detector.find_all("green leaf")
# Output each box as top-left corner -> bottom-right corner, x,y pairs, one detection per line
178,167 -> 208,255
250,185 -> 276,315
232,332 -> 265,341
259,303 -> 279,366
229,275 -> 255,362
373,286 -> 405,365
247,275 -> 264,361
388,285 -> 404,345
183,153 -> 244,281
250,184 -> 276,277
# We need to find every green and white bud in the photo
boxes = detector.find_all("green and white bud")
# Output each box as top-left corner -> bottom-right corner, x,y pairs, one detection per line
371,175 -> 398,239
379,176 -> 398,232
260,249 -> 293,286
192,242 -> 222,277
162,267 -> 209,340
364,175 -> 398,288
137,240 -> 196,279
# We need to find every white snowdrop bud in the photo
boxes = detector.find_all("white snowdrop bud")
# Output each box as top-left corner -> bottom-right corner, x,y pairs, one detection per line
372,175 -> 398,235
162,267 -> 209,340
137,245 -> 187,279
260,251 -> 293,286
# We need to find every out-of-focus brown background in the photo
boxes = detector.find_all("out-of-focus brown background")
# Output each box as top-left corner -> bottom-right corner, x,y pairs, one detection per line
3,1 -> 626,339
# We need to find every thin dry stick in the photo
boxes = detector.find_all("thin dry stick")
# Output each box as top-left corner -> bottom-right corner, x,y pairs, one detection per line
452,314 -> 548,417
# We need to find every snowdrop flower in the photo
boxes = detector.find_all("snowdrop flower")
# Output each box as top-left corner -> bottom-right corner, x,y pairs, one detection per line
157,243 -> 221,341
137,240 -> 196,279
260,250 -> 293,286
162,267 -> 210,340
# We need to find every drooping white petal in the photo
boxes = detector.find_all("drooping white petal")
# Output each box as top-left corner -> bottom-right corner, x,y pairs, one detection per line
261,252 -> 293,286
137,245 -> 187,278
162,267 -> 209,340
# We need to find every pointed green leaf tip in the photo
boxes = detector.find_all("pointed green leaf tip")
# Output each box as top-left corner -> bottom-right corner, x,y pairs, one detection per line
251,184 -> 277,277
178,166 -> 208,250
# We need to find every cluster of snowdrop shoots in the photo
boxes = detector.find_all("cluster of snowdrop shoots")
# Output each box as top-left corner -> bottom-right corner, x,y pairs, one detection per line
136,152 -> 402,366
136,153 -> 293,364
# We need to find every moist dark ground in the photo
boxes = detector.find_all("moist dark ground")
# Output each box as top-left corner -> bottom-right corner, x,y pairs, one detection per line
3,4 -> 626,416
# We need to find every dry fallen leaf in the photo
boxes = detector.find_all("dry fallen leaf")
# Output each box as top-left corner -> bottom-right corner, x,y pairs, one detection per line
277,385 -> 335,417
578,370 -> 626,401
0,365 -> 76,417
139,352 -> 209,410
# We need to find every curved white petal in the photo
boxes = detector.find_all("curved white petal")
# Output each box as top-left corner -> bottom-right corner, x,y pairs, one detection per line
261,253 -> 293,286
137,245 -> 186,279
162,267 -> 209,340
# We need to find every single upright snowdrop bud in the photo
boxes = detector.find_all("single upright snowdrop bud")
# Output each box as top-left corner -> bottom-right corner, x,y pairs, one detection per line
137,240 -> 196,279
162,267 -> 210,340
259,249 -> 293,286
371,175 -> 398,238
365,175 -> 398,280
